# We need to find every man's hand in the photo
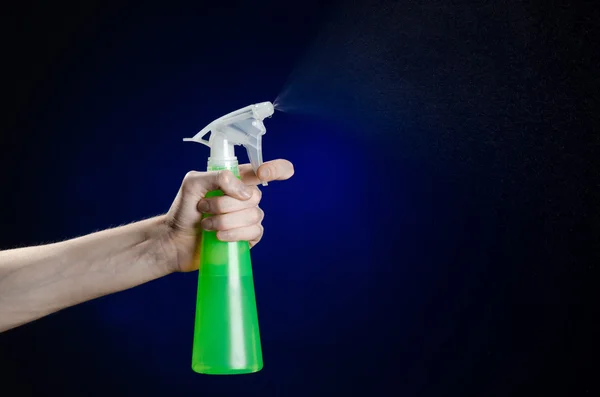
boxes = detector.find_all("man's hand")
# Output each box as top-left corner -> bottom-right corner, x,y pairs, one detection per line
0,158 -> 293,331
164,159 -> 294,273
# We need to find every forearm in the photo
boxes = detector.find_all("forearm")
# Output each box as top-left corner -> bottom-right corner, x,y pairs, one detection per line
0,215 -> 176,332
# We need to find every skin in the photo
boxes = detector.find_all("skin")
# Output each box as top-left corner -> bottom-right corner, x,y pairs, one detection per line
0,159 -> 294,332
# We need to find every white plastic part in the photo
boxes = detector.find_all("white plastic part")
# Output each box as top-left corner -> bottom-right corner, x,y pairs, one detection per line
183,102 -> 274,186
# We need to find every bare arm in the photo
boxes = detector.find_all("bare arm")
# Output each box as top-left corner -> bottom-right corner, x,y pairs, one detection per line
0,159 -> 293,333
0,216 -> 175,332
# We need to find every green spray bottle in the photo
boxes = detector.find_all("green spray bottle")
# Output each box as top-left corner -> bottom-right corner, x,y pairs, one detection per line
183,102 -> 275,375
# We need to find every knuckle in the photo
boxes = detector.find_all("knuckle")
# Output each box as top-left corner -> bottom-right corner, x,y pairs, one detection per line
250,225 -> 264,248
255,207 -> 265,222
251,225 -> 262,239
183,170 -> 199,181
182,171 -> 200,192
252,187 -> 262,204
216,170 -> 233,186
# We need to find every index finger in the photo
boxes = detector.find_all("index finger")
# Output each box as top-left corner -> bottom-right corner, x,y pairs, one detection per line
239,159 -> 295,185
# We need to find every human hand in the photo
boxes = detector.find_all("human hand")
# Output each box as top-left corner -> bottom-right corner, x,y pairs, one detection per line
163,159 -> 294,273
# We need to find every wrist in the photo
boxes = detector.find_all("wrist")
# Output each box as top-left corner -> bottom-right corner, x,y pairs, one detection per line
145,215 -> 180,276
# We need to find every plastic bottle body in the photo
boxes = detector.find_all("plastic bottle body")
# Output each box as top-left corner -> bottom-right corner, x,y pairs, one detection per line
191,159 -> 263,375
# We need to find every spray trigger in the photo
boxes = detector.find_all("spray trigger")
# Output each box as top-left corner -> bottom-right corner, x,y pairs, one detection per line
183,102 -> 274,186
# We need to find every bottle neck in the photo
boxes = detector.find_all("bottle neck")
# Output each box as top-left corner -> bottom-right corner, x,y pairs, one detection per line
208,131 -> 236,162
207,157 -> 239,172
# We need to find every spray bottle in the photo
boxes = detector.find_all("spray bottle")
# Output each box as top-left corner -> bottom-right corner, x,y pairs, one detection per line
183,101 -> 275,374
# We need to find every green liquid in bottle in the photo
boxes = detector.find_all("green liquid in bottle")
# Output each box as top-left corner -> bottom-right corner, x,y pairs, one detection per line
191,163 -> 263,375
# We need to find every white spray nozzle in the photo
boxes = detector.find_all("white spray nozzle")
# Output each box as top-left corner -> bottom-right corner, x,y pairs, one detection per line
184,102 -> 274,186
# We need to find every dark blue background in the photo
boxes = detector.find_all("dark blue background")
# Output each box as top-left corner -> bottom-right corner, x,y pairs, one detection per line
1,1 -> 597,396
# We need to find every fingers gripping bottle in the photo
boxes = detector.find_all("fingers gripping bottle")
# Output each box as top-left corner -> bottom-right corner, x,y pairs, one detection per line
183,102 -> 274,374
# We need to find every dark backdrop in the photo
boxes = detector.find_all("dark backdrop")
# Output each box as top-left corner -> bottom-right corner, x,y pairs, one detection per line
1,1 -> 597,396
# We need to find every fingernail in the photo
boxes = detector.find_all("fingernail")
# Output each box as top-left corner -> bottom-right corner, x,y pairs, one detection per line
198,200 -> 209,213
260,167 -> 271,180
202,218 -> 214,230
